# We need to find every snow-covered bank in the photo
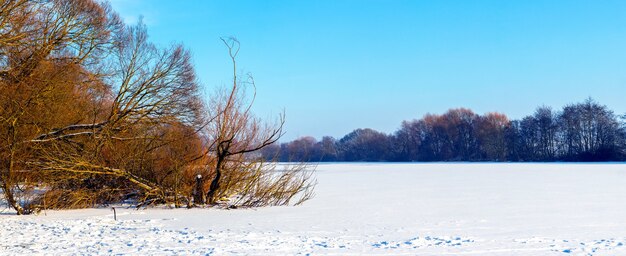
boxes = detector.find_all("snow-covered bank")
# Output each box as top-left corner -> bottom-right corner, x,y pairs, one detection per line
2,163 -> 626,255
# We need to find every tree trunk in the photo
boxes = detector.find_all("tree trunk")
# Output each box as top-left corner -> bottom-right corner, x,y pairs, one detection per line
193,174 -> 205,205
2,123 -> 26,215
1,181 -> 24,215
206,155 -> 224,205
2,149 -> 25,215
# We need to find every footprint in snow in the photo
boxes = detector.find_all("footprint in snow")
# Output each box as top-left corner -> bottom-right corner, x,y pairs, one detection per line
372,235 -> 473,249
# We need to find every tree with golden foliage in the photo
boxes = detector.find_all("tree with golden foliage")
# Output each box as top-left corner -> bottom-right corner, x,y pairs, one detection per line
1,1 -> 314,214
1,0 -> 121,214
0,0 -> 204,213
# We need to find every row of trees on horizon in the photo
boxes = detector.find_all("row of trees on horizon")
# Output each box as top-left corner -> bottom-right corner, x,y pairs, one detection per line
262,99 -> 625,162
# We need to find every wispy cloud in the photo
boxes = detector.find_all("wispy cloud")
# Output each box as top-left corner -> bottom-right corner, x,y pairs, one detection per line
108,0 -> 159,26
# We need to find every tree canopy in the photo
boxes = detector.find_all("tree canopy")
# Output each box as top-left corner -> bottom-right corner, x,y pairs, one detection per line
267,99 -> 625,163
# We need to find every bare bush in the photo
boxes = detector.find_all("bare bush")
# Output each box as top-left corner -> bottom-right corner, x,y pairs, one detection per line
203,37 -> 315,207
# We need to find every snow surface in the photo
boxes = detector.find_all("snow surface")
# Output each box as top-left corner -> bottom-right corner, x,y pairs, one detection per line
3,163 -> 626,255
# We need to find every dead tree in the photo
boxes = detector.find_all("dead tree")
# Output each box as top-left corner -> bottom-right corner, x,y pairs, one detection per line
204,38 -> 314,206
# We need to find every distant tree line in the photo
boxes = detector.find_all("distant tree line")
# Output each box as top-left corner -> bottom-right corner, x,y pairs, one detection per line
262,99 -> 626,162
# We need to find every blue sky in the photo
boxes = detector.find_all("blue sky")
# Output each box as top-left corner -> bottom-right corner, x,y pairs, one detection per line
110,0 -> 626,141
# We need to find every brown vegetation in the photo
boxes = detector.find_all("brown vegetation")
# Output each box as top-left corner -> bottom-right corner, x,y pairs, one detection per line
0,0 -> 315,215
203,38 -> 313,206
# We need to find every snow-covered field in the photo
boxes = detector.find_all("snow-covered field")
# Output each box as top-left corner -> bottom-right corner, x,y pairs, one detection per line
2,163 -> 626,255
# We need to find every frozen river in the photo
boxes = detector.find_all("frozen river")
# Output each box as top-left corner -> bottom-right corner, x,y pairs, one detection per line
2,163 -> 626,255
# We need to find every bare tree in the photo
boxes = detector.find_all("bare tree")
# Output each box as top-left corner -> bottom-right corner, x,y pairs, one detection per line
559,98 -> 621,160
1,1 -> 204,213
204,37 -> 314,206
1,0 -> 120,214
475,112 -> 509,161
33,19 -> 205,208
1,2 -> 312,214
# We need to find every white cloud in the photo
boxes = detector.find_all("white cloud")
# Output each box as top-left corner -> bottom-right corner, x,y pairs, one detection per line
107,0 -> 158,26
